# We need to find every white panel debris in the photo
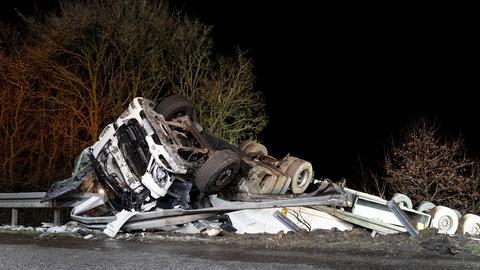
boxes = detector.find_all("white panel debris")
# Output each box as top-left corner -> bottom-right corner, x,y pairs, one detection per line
103,210 -> 139,237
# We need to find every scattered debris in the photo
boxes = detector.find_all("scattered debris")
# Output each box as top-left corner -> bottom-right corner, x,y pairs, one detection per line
103,210 -> 139,237
387,199 -> 419,237
35,95 -> 480,239
421,236 -> 460,255
206,228 -> 222,237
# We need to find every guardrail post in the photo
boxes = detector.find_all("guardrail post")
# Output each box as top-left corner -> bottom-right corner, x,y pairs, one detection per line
53,209 -> 61,226
11,208 -> 18,226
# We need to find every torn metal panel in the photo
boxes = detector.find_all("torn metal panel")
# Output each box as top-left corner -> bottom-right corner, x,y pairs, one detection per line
312,206 -> 407,235
386,199 -> 419,237
222,207 -> 352,234
351,195 -> 431,229
226,208 -> 292,234
283,207 -> 353,232
211,196 -> 353,234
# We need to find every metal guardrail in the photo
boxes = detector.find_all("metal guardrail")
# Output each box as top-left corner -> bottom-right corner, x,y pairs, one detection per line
1,191 -> 353,231
0,192 -> 94,226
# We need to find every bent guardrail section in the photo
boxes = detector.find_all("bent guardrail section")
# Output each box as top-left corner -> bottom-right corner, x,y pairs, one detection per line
0,192 -> 94,226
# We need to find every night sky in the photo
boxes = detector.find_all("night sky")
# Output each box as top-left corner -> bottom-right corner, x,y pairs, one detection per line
2,1 -> 480,182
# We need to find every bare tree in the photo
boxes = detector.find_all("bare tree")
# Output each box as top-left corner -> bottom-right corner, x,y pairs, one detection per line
356,157 -> 387,199
384,119 -> 479,213
0,0 -> 267,192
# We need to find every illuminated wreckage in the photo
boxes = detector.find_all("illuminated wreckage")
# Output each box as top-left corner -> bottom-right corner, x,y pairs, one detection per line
42,95 -> 351,236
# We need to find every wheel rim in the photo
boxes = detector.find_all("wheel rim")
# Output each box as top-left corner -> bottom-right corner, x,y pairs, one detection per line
216,168 -> 233,186
438,216 -> 453,232
468,223 -> 480,235
296,169 -> 309,187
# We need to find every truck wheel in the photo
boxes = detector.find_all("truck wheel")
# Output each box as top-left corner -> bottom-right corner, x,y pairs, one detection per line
154,95 -> 194,120
279,156 -> 298,170
270,173 -> 288,194
195,150 -> 241,194
391,193 -> 413,209
278,156 -> 300,193
459,214 -> 480,236
415,201 -> 436,213
258,175 -> 277,194
279,176 -> 292,194
284,159 -> 313,194
239,141 -> 268,156
429,206 -> 459,235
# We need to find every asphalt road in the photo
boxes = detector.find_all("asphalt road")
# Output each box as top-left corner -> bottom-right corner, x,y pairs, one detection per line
0,233 -> 479,270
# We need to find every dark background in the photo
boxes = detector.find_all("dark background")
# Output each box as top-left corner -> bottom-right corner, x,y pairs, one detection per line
2,1 -> 479,181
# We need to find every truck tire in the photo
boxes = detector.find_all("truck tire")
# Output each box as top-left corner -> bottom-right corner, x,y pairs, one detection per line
195,150 -> 241,194
391,193 -> 413,209
279,175 -> 292,194
415,201 -> 436,213
459,214 -> 480,236
270,173 -> 288,194
278,156 -> 300,193
429,206 -> 459,235
258,175 -> 277,194
154,95 -> 194,120
284,159 -> 313,194
239,141 -> 268,156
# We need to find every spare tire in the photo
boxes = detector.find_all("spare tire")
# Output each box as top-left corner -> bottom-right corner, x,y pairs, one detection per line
195,150 -> 241,194
154,95 -> 194,120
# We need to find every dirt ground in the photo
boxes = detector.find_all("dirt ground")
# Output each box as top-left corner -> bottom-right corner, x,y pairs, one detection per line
133,228 -> 480,260
2,223 -> 479,262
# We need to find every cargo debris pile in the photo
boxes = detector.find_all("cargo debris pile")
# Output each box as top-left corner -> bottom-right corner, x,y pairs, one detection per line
42,96 -> 480,238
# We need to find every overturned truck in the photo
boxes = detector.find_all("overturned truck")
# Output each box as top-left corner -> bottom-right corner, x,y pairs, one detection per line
42,95 -> 351,236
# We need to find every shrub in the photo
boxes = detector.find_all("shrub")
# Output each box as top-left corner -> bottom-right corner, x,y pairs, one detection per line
384,119 -> 479,213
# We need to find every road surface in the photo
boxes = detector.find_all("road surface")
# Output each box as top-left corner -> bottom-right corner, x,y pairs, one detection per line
0,233 -> 478,269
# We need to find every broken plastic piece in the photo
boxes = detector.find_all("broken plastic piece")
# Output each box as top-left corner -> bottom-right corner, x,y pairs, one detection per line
103,210 -> 139,237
